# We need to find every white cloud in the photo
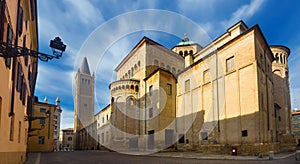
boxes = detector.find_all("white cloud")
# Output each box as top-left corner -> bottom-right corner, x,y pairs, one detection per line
36,64 -> 74,96
60,108 -> 74,130
63,0 -> 104,26
221,0 -> 265,29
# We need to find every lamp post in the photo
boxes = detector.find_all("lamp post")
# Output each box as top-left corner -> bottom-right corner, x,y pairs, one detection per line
0,36 -> 66,61
6,37 -> 67,138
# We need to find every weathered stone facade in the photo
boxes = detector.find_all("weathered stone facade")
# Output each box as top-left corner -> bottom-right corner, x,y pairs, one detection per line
86,21 -> 295,155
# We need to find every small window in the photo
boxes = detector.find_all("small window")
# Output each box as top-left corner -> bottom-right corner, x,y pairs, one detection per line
17,63 -> 23,92
149,108 -> 153,118
9,116 -> 14,141
40,118 -> 45,125
40,108 -> 46,113
131,67 -> 134,77
203,69 -> 210,84
160,62 -> 165,68
185,79 -> 190,92
30,0 -> 35,20
242,130 -> 248,137
179,51 -> 183,56
184,51 -> 188,55
107,114 -> 109,120
68,137 -> 72,141
102,117 -> 104,123
134,64 -> 138,70
18,121 -> 21,143
226,56 -> 234,72
5,24 -> 13,68
149,85 -> 153,96
172,68 -> 176,74
18,6 -> 23,36
178,134 -> 185,143
167,84 -> 172,95
201,132 -> 208,140
154,60 -> 159,66
38,136 -> 45,144
167,65 -> 171,71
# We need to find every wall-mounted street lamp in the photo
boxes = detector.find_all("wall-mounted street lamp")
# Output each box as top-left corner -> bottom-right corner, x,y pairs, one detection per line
0,36 -> 66,62
26,110 -> 51,137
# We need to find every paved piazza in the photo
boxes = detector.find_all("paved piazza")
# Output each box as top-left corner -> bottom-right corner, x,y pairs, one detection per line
27,151 -> 298,164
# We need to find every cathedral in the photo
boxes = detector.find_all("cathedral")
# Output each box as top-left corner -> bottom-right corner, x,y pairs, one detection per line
74,21 -> 295,155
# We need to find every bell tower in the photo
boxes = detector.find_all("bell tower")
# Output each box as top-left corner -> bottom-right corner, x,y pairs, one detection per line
172,34 -> 202,67
74,57 -> 94,132
271,45 -> 291,134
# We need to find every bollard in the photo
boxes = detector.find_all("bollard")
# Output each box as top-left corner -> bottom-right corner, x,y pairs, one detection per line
269,151 -> 274,160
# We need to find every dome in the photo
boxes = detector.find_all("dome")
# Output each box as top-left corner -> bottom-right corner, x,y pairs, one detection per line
176,33 -> 195,46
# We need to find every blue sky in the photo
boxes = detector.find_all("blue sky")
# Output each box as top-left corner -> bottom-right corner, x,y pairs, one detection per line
35,0 -> 300,129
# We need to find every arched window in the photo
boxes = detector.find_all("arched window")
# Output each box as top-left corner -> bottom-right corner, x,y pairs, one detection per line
134,64 -> 138,71
128,70 -> 131,77
283,55 -> 286,64
118,86 -> 121,90
68,137 -> 72,141
126,97 -> 135,107
138,61 -> 141,67
130,85 -> 134,90
154,60 -> 159,66
280,54 -> 283,64
126,85 -> 129,89
125,73 -> 128,79
167,65 -> 171,71
184,51 -> 188,55
160,62 -> 165,68
122,85 -> 125,89
275,53 -> 279,63
131,67 -> 134,76
135,85 -> 139,92
179,51 -> 183,56
172,67 -> 176,74
189,50 -> 193,55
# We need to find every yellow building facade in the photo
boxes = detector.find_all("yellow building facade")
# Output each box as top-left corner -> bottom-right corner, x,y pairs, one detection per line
27,97 -> 58,152
0,0 -> 38,163
292,110 -> 300,145
60,128 -> 74,151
